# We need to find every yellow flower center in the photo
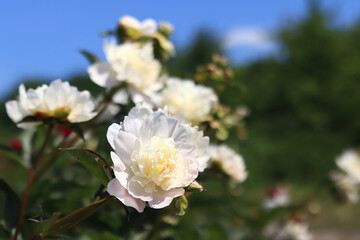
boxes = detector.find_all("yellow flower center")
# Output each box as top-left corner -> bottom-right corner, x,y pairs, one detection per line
132,137 -> 177,190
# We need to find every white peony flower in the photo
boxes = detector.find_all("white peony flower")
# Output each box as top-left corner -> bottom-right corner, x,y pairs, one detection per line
336,150 -> 360,183
6,79 -> 96,128
262,185 -> 290,210
330,171 -> 359,203
160,78 -> 218,123
118,15 -> 157,37
88,41 -> 162,105
209,144 -> 247,183
106,105 -> 209,212
278,220 -> 312,240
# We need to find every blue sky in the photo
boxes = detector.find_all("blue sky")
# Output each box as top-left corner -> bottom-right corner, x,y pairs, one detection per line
0,0 -> 359,97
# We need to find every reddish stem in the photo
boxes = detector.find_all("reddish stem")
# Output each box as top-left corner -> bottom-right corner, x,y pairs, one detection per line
13,124 -> 54,240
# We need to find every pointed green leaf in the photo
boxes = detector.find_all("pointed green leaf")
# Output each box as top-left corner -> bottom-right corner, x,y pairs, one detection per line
61,148 -> 112,186
0,178 -> 21,228
185,181 -> 205,192
79,50 -> 100,64
46,196 -> 113,236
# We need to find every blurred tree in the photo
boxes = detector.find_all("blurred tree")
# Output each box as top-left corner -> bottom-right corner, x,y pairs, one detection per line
166,29 -> 223,78
232,0 -> 360,183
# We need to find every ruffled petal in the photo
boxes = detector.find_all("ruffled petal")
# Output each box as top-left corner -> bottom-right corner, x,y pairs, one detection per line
5,100 -> 27,123
106,123 -> 121,149
107,178 -> 145,213
88,62 -> 117,88
148,188 -> 185,209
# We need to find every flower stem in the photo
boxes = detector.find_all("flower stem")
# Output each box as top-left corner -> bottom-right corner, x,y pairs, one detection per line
13,124 -> 54,240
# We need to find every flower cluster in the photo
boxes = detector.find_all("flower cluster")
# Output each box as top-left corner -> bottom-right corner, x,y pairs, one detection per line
4,15 -> 253,240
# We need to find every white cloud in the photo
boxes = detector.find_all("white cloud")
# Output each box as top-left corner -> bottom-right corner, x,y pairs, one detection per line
223,27 -> 276,50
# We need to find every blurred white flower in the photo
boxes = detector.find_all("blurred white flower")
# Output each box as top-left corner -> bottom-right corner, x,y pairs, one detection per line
6,79 -> 96,128
263,185 -> 290,210
278,219 -> 312,240
88,41 -> 162,105
330,171 -> 359,203
183,123 -> 210,172
119,15 -> 157,37
336,150 -> 360,183
106,104 -> 209,212
160,78 -> 218,123
209,144 -> 247,183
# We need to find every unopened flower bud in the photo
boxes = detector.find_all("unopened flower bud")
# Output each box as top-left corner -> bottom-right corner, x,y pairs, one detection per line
158,21 -> 174,38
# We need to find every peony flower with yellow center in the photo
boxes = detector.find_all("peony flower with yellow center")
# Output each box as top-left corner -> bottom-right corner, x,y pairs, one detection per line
106,105 -> 209,212
5,79 -> 96,128
88,40 -> 162,104
160,78 -> 218,123
209,144 -> 247,183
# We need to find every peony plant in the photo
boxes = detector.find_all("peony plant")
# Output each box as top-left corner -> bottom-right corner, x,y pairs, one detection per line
1,14 -> 357,240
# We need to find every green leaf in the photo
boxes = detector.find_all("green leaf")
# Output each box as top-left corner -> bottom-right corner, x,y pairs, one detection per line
175,195 -> 188,216
45,196 -> 113,236
61,148 -> 112,186
0,178 -> 21,228
0,144 -> 25,168
79,50 -> 100,64
40,211 -> 62,234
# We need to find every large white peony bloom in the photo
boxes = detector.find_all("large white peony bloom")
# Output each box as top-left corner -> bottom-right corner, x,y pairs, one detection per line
209,144 -> 247,183
88,41 -> 162,105
336,150 -> 360,183
6,79 -> 96,128
106,105 -> 209,212
160,78 -> 218,123
118,15 -> 157,37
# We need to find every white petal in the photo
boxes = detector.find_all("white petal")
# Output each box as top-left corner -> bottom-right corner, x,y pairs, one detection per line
88,62 -> 117,88
127,179 -> 153,201
140,19 -> 157,36
5,100 -> 27,122
112,89 -> 129,105
148,188 -> 185,209
107,178 -> 145,213
122,116 -> 143,136
43,80 -> 61,110
139,112 -> 168,141
114,131 -> 139,165
106,123 -> 121,149
17,121 -> 41,129
128,104 -> 153,119
111,151 -> 130,188
110,151 -> 125,170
